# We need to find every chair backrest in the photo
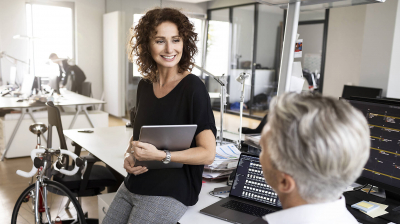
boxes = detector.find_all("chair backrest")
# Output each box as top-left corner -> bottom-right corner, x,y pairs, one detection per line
81,82 -> 92,97
46,101 -> 68,150
65,75 -> 74,91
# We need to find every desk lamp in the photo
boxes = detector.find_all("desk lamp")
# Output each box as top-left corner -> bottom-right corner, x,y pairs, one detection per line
194,64 -> 228,146
236,72 -> 250,149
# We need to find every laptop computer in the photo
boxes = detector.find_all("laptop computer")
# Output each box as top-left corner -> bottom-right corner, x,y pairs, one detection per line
201,153 -> 282,224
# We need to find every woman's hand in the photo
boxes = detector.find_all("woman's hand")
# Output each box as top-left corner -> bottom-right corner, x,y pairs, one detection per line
131,141 -> 165,162
123,152 -> 148,176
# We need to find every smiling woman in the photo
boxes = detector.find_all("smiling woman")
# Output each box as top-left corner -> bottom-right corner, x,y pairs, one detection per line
128,8 -> 198,83
103,8 -> 217,224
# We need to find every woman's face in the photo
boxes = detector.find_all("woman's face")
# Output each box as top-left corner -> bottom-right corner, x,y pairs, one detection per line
150,21 -> 183,70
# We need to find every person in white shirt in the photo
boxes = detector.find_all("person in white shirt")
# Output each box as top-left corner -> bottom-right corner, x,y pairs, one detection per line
259,93 -> 370,224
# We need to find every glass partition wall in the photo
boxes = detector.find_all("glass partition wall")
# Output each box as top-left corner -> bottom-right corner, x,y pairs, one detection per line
205,3 -> 284,119
205,4 -> 327,119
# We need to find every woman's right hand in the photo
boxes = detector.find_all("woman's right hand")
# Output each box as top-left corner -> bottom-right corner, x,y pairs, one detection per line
123,152 -> 148,176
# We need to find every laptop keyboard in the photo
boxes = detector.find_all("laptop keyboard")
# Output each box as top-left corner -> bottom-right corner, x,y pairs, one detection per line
221,200 -> 274,217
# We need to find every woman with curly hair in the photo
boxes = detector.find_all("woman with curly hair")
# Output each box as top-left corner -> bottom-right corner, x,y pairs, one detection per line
103,8 -> 217,224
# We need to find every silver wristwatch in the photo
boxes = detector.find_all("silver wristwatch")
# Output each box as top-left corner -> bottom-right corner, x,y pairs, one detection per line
162,150 -> 171,164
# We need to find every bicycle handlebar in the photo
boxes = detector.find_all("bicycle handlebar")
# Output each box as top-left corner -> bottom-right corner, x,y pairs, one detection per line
16,149 -> 83,178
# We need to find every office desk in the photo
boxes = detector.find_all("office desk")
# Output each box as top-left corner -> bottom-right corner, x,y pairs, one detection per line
64,126 -> 229,223
0,89 -> 105,161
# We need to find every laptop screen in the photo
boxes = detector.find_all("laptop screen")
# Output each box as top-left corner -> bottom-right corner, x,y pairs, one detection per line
231,154 -> 282,208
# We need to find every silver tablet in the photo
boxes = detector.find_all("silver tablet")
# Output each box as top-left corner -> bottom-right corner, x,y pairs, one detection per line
134,125 -> 197,169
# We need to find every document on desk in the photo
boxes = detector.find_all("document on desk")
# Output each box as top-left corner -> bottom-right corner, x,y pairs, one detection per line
206,144 -> 240,170
216,144 -> 241,159
360,201 -> 388,218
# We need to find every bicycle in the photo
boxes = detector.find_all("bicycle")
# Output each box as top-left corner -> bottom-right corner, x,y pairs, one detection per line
12,147 -> 87,224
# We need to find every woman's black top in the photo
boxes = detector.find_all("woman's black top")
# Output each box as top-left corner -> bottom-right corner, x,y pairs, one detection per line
124,74 -> 216,206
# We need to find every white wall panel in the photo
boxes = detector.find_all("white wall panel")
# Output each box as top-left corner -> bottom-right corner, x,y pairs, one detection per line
103,11 -> 125,117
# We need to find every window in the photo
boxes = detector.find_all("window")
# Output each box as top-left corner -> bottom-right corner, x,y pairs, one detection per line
26,3 -> 74,77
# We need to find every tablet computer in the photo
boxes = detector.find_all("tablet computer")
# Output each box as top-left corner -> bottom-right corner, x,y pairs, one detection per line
134,124 -> 197,169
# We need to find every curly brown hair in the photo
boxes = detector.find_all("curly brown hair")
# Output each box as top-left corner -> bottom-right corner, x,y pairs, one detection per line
128,8 -> 198,83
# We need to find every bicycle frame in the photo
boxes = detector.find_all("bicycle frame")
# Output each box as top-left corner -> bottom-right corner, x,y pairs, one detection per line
35,160 -> 52,223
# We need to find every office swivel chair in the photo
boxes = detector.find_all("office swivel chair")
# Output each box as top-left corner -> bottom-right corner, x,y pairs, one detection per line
241,114 -> 268,134
46,101 -> 117,222
81,82 -> 92,98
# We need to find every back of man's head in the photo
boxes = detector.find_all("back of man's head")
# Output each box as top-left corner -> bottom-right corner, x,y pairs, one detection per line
49,53 -> 58,60
261,93 -> 370,203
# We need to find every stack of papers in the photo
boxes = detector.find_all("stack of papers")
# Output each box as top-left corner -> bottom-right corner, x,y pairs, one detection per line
351,201 -> 389,218
203,144 -> 241,179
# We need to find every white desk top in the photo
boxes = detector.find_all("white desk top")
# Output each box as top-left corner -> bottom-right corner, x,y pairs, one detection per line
0,89 -> 105,109
63,126 -> 230,223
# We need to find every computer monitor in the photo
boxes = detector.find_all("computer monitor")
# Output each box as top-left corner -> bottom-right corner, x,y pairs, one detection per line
48,75 -> 60,94
19,74 -> 35,96
342,85 -> 382,99
346,97 -> 400,200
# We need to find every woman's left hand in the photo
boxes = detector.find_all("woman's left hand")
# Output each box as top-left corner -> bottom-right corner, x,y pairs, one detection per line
131,141 -> 165,161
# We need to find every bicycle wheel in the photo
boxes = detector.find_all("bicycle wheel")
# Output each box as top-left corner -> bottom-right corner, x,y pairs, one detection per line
12,180 -> 86,224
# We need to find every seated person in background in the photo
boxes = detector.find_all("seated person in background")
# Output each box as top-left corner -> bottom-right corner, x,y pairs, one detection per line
259,93 -> 370,224
49,53 -> 86,94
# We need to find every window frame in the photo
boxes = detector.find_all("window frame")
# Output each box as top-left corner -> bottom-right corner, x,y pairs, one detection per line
26,1 -> 75,76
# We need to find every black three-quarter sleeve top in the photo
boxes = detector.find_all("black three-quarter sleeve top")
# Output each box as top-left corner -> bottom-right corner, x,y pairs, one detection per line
124,74 -> 217,206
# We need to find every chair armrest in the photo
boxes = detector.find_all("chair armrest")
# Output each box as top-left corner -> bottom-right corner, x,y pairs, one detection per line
78,154 -> 100,193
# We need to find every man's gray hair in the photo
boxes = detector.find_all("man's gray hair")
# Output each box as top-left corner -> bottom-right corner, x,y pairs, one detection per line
262,93 -> 370,203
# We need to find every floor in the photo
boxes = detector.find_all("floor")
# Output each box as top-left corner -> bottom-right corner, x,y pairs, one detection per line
0,113 -> 261,223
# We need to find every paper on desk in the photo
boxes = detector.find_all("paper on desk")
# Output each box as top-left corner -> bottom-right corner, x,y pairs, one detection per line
216,144 -> 241,159
202,170 -> 233,179
361,201 -> 388,218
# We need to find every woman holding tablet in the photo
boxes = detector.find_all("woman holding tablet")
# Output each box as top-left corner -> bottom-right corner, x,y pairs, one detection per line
103,8 -> 217,224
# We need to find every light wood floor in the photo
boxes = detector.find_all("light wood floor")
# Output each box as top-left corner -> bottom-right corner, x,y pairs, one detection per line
0,113 -> 261,222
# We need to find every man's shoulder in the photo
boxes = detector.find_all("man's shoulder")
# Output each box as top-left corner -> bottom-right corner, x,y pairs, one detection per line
264,200 -> 358,224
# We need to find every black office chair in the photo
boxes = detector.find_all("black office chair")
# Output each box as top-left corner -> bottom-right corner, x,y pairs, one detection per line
46,101 -> 117,222
81,82 -> 92,98
241,113 -> 268,134
81,81 -> 95,110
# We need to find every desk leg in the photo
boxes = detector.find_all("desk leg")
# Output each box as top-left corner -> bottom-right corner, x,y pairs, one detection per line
27,109 -> 47,143
106,164 -> 124,193
82,108 -> 95,128
1,109 -> 27,161
69,106 -> 81,129
68,105 -> 95,129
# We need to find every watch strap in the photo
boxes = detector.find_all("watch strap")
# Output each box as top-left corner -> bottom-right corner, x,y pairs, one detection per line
162,150 -> 171,164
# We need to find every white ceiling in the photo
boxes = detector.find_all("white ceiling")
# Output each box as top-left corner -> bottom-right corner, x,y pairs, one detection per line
166,0 -> 213,3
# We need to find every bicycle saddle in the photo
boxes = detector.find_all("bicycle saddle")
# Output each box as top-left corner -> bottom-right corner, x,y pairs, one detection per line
29,123 -> 48,135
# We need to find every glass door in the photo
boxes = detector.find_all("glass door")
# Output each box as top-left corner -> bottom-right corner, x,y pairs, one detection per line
205,9 -> 230,110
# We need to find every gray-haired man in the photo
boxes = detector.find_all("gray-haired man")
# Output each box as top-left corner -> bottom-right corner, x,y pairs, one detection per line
260,93 -> 370,224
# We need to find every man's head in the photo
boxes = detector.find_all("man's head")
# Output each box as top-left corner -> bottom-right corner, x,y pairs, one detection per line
260,93 -> 370,206
49,53 -> 58,61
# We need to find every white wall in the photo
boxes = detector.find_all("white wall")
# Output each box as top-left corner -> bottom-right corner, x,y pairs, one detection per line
232,6 -> 254,67
256,6 -> 283,69
208,0 -> 253,9
387,0 -> 400,98
297,23 -> 324,72
322,5 -> 367,98
358,0 -> 398,97
75,0 -> 105,100
323,0 -> 400,99
0,0 -> 28,85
